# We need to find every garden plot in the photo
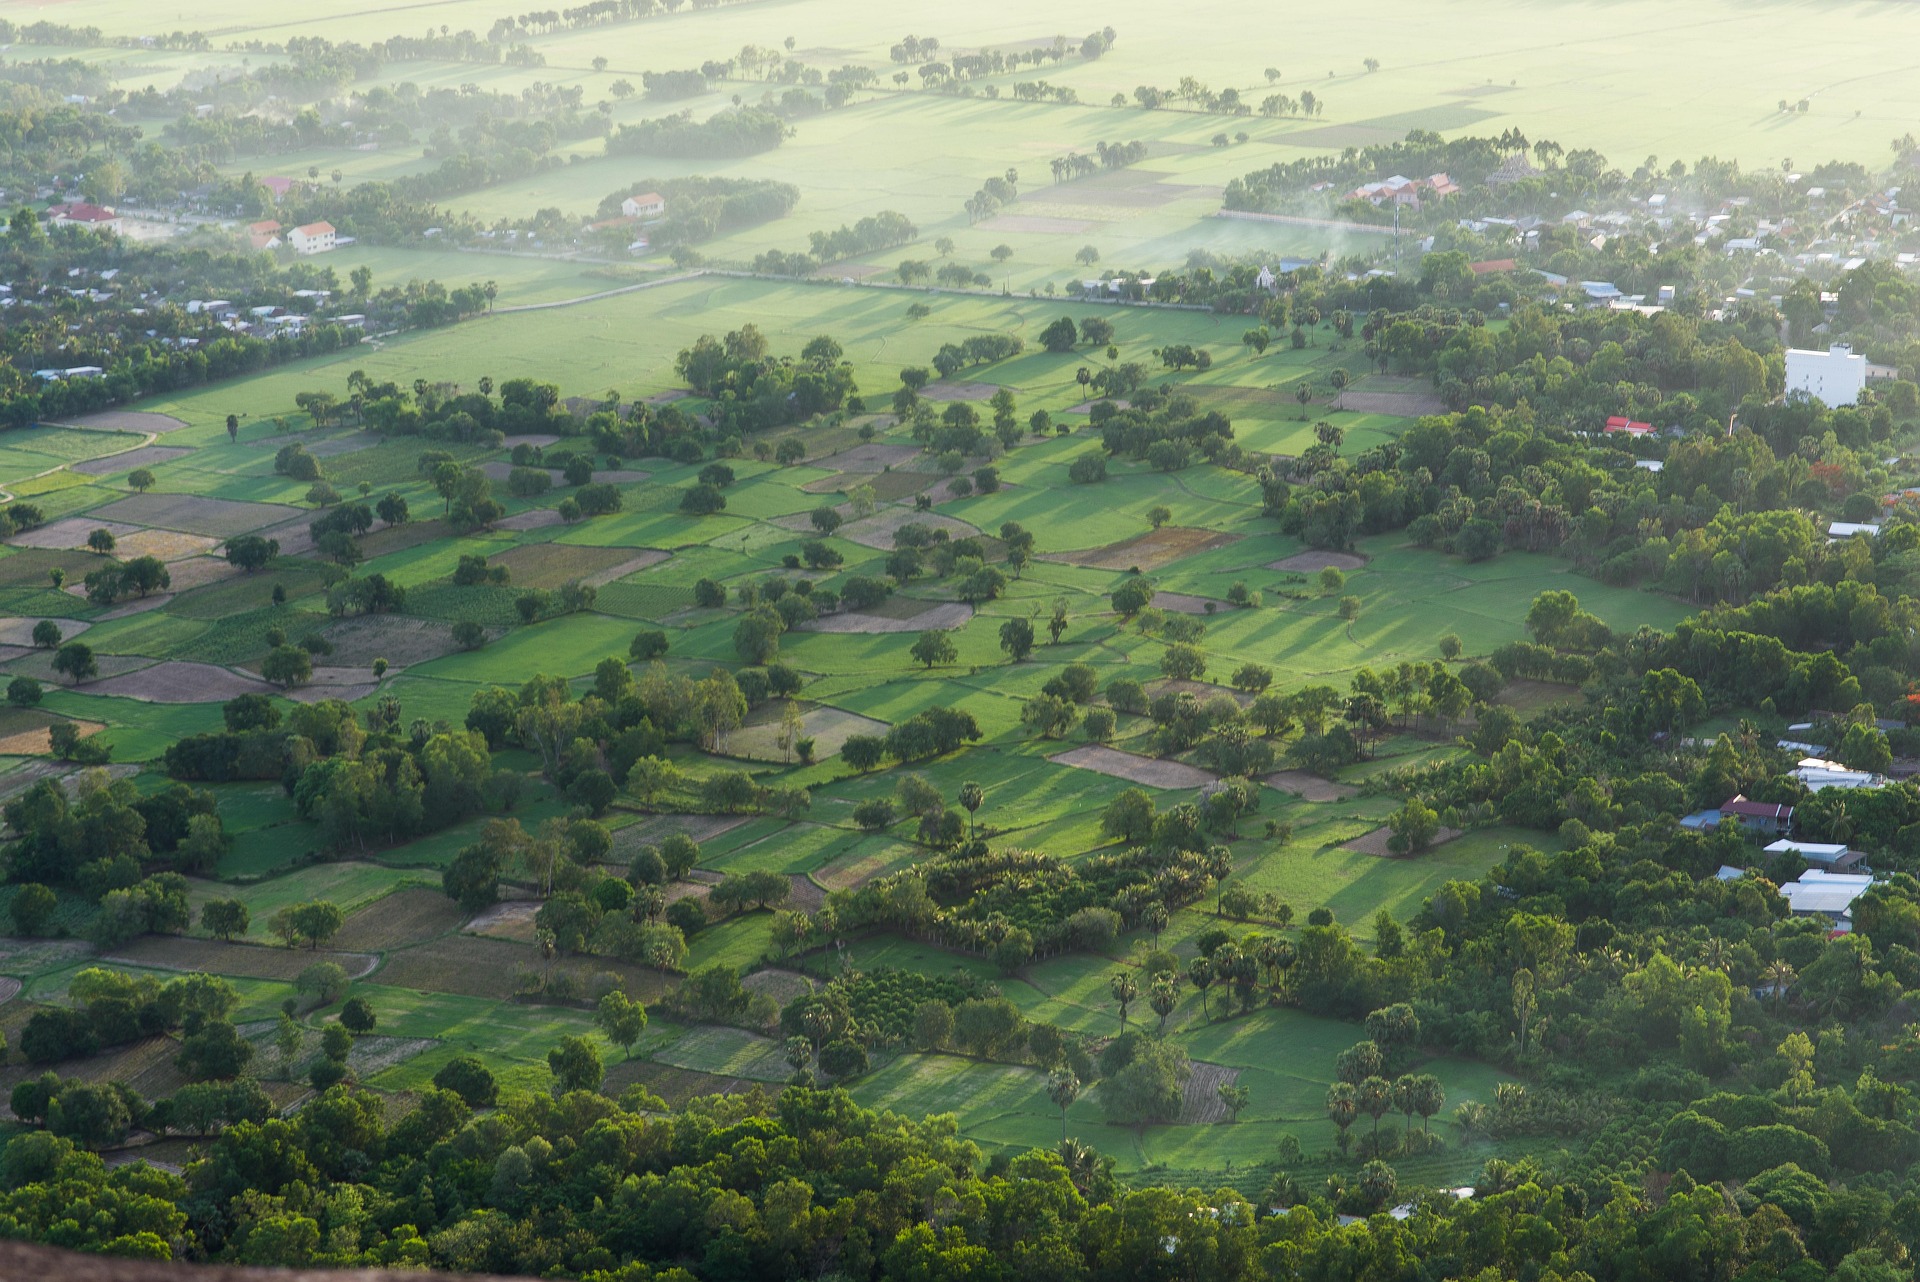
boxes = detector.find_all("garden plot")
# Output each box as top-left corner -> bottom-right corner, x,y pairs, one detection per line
69,445 -> 193,476
581,549 -> 669,586
319,616 -> 466,667
0,617 -> 87,647
1335,390 -> 1448,416
0,547 -> 96,585
1264,770 -> 1358,802
90,594 -> 173,620
0,977 -> 19,1005
1175,1061 -> 1241,1124
0,711 -> 101,756
10,517 -> 145,550
1342,825 -> 1464,857
490,541 -> 657,589
802,601 -> 973,634
1050,745 -> 1217,790
44,411 -> 189,434
1048,526 -> 1239,573
727,705 -> 888,762
86,660 -> 272,703
115,529 -> 219,562
1267,550 -> 1367,573
90,494 -> 304,539
835,508 -> 980,550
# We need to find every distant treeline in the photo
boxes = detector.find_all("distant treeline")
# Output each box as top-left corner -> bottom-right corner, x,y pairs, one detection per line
606,107 -> 787,158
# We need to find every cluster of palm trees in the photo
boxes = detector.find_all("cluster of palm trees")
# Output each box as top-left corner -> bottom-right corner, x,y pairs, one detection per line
1326,1072 -> 1446,1154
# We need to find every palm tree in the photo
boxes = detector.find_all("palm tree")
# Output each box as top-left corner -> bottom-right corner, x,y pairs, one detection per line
1047,1069 -> 1080,1141
1325,1081 -> 1357,1152
1110,971 -> 1139,1030
1056,1137 -> 1101,1194
1188,956 -> 1214,1021
1762,958 -> 1796,1003
1356,1076 -> 1390,1141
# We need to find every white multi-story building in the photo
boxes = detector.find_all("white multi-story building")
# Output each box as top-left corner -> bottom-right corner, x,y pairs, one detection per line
1786,343 -> 1867,405
288,221 -> 336,255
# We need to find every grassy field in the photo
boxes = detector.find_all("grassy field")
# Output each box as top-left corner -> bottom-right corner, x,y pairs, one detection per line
0,258 -> 1684,1189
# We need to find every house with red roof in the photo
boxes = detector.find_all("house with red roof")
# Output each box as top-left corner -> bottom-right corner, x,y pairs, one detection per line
1719,794 -> 1794,836
1603,416 -> 1655,435
289,221 -> 336,255
621,192 -> 666,219
46,202 -> 120,232
1469,259 -> 1517,276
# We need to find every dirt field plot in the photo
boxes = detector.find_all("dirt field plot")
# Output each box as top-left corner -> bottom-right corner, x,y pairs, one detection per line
45,411 -> 189,434
1267,550 -> 1367,573
1151,591 -> 1227,615
358,518 -> 453,559
1049,526 -> 1240,573
604,1060 -> 759,1107
1,650 -> 149,684
287,667 -> 380,703
743,968 -> 814,1006
0,710 -> 101,756
1335,390 -> 1449,417
10,517 -> 145,550
836,508 -> 979,551
162,556 -> 242,592
920,381 -> 1005,402
375,934 -> 532,999
320,616 -> 466,667
88,660 -> 272,703
109,934 -> 377,980
728,705 -> 889,762
0,617 -> 87,647
479,462 -> 563,484
1264,770 -> 1358,801
69,445 -> 193,476
116,529 -> 219,562
490,541 -> 654,589
1050,745 -> 1217,789
813,443 -> 923,470
333,887 -> 465,952
251,515 -> 317,558
497,508 -> 565,531
582,549 -> 669,586
467,898 -> 540,943
91,494 -> 303,539
803,601 -> 973,634
1342,825 -> 1465,857
0,977 -> 20,1005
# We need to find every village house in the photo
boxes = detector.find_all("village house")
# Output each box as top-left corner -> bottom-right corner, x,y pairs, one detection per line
1718,794 -> 1794,837
288,221 -> 337,255
1778,869 -> 1876,928
46,202 -> 120,232
246,220 -> 282,251
1763,839 -> 1864,872
620,192 -> 666,219
1342,173 -> 1458,211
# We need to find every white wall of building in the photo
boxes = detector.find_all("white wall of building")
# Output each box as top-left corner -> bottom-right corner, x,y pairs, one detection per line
1786,344 -> 1868,405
